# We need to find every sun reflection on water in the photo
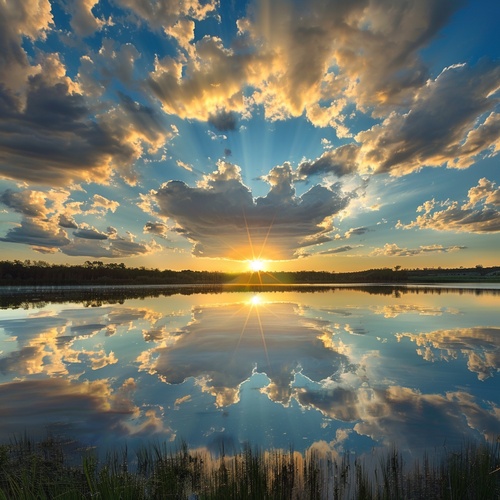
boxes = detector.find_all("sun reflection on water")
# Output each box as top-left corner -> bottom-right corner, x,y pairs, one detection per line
249,294 -> 263,306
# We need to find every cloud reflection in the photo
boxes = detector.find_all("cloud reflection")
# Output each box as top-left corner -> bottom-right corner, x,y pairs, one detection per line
397,327 -> 500,380
142,299 -> 355,406
0,290 -> 499,455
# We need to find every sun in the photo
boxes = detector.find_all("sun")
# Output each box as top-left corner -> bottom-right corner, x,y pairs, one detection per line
249,259 -> 265,272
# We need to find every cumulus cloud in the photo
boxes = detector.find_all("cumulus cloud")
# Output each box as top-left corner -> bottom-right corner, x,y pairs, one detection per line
372,304 -> 454,319
208,109 -> 238,131
147,35 -> 268,121
0,189 -> 55,218
463,178 -> 500,209
0,75 -> 133,185
0,3 -> 177,186
109,92 -> 176,154
144,221 -> 168,238
58,214 -> 78,229
64,0 -> 105,37
298,145 -> 360,178
0,0 -> 53,92
294,387 -> 360,422
371,243 -> 466,257
0,217 -> 71,249
398,178 -> 500,233
78,40 -> 142,97
0,305 -> 161,379
146,160 -> 352,260
61,232 -> 160,258
87,194 -> 120,215
115,0 -> 218,29
0,187 -> 160,257
356,62 -> 500,176
145,0 -> 467,130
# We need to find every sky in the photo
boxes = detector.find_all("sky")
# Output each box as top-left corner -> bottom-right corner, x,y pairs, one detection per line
0,0 -> 499,273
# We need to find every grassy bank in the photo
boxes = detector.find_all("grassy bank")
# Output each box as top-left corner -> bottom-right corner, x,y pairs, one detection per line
1,437 -> 499,499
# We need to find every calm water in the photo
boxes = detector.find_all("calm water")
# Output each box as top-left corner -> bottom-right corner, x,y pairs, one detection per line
0,285 -> 499,459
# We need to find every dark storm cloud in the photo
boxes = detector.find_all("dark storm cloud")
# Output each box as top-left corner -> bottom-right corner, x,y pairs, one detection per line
208,109 -> 238,131
149,161 -> 352,260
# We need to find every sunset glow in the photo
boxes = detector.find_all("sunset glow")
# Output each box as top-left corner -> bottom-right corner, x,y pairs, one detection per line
249,259 -> 265,272
0,0 -> 497,272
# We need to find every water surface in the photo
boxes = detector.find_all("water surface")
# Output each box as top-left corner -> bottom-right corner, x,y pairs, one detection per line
0,285 -> 499,459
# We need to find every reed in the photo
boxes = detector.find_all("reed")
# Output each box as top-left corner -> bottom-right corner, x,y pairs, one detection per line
0,435 -> 498,499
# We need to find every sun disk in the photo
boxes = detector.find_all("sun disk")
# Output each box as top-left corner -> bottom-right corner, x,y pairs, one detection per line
249,259 -> 265,272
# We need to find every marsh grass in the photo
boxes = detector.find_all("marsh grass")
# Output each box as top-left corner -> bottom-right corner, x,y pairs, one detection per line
0,435 -> 498,499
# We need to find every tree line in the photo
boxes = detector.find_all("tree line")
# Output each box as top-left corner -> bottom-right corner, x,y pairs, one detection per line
0,260 -> 498,286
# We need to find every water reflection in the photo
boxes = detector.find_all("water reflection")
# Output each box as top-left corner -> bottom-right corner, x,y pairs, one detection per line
0,286 -> 499,459
142,298 -> 355,407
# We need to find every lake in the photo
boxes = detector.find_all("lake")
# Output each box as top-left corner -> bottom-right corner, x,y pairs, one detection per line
0,284 -> 499,461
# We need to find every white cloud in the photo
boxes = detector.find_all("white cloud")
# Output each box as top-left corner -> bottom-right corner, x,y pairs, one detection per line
371,243 -> 466,257
398,178 -> 500,233
356,62 -> 500,176
87,194 -> 120,215
65,0 -> 105,37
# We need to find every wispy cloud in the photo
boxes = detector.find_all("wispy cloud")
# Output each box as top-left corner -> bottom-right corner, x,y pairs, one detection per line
371,243 -> 466,257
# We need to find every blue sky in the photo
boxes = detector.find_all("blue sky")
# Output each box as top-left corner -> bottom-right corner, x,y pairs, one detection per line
0,0 -> 499,272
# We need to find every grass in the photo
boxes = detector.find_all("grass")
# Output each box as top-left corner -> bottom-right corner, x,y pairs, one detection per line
0,435 -> 499,499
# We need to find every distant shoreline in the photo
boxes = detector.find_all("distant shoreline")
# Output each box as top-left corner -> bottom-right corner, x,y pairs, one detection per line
1,260 -> 499,287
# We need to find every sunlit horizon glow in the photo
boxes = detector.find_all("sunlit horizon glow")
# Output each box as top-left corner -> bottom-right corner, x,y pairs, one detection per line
249,259 -> 265,272
0,0 -> 498,272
